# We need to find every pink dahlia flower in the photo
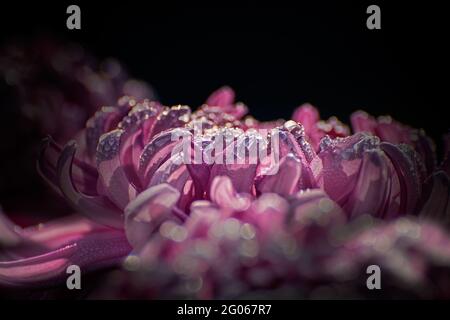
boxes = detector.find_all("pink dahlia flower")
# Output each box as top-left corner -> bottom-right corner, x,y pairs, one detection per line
0,87 -> 449,298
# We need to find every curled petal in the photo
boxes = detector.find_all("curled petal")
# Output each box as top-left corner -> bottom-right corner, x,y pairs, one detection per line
318,133 -> 403,218
117,101 -> 162,190
38,136 -> 98,195
2,215 -> 111,259
96,130 -> 138,210
352,112 -> 411,144
200,87 -> 248,122
292,104 -> 320,132
209,176 -> 251,211
381,142 -> 421,216
256,154 -> 302,196
139,129 -> 188,188
350,110 -> 378,134
243,193 -> 289,236
85,104 -> 132,160
0,229 -> 130,287
342,150 -> 390,219
57,141 -> 123,229
0,210 -> 23,249
149,155 -> 190,189
441,133 -> 450,176
186,163 -> 211,199
209,162 -> 257,196
412,129 -> 437,175
151,105 -> 191,138
420,171 -> 450,226
282,121 -> 316,163
351,111 -> 437,174
287,189 -> 346,260
317,134 -> 373,205
277,122 -> 320,189
292,104 -> 349,150
124,183 -> 181,249
206,86 -> 235,108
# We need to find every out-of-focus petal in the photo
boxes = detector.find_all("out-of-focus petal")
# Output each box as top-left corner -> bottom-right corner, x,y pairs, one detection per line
293,104 -> 349,150
351,111 -> 379,135
420,171 -> 450,226
441,133 -> 450,176
0,229 -> 130,287
209,176 -> 251,211
0,210 -> 23,248
206,86 -> 235,108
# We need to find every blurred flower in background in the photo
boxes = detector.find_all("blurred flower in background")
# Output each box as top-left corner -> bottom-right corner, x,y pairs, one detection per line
0,38 -> 155,225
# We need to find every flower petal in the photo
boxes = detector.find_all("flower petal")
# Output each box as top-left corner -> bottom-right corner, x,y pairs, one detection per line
96,129 -> 138,210
124,183 -> 181,249
0,229 -> 130,287
209,176 -> 251,211
139,128 -> 188,188
256,154 -> 302,196
38,136 -> 98,196
420,171 -> 450,225
381,142 -> 421,215
206,86 -> 235,108
57,141 -> 123,228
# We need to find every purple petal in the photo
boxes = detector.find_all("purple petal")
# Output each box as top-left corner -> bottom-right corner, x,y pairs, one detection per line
350,111 -> 378,134
0,229 -> 130,287
420,171 -> 450,225
138,128 -> 188,188
57,141 -> 123,228
256,154 -> 302,196
381,142 -> 421,216
209,176 -> 251,211
124,183 -> 181,249
96,129 -> 138,210
206,86 -> 235,107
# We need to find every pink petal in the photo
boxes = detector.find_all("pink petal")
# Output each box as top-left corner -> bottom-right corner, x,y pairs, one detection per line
381,142 -> 421,216
151,105 -> 191,138
96,129 -> 138,210
420,171 -> 450,225
0,229 -> 130,287
138,129 -> 188,188
124,183 -> 181,249
57,141 -> 123,228
38,136 -> 98,196
209,176 -> 251,211
256,154 -> 302,196
206,86 -> 235,108
342,150 -> 390,219
85,103 -> 132,160
350,110 -> 377,134
292,103 -> 320,132
0,210 -> 22,248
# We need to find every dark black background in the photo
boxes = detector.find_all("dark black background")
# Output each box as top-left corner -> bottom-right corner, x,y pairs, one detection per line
1,1 -> 448,135
0,1 -> 448,210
